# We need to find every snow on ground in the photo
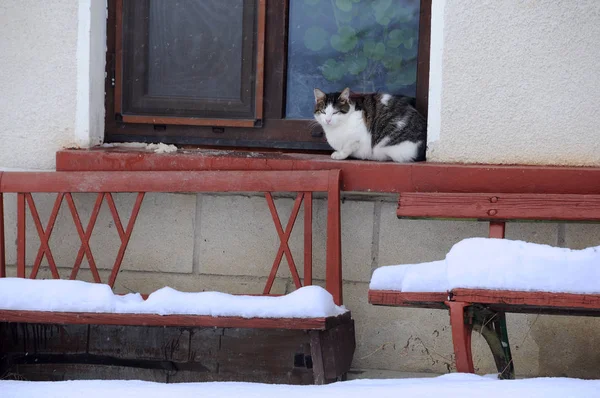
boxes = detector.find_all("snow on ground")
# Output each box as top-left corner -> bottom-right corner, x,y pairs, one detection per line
370,238 -> 600,293
3,374 -> 600,398
0,279 -> 346,318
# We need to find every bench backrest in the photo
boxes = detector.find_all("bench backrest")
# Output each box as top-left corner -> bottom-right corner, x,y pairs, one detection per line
0,170 -> 343,304
397,192 -> 600,238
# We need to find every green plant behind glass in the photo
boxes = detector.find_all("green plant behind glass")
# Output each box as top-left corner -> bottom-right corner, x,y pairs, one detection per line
302,0 -> 418,93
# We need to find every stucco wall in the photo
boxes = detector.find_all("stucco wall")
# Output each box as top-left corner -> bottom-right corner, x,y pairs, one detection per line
0,1 -> 79,170
427,0 -> 600,166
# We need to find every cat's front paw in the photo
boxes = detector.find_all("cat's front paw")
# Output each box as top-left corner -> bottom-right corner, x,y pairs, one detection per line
331,151 -> 348,160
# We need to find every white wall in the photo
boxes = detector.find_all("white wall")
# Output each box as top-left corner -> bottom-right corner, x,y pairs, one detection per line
427,0 -> 600,166
0,0 -> 105,170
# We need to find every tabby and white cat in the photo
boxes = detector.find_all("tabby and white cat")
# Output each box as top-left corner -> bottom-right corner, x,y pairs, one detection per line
313,88 -> 426,162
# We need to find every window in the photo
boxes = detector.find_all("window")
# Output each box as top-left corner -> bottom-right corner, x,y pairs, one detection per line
105,0 -> 431,150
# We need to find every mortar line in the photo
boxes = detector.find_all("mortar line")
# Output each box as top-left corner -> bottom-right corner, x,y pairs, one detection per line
192,193 -> 202,274
370,200 -> 382,274
556,223 -> 566,247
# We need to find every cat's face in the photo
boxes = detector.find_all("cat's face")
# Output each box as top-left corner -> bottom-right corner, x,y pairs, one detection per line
313,88 -> 353,127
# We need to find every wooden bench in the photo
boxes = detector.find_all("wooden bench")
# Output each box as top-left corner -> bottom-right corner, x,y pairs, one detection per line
0,170 -> 354,384
369,192 -> 600,379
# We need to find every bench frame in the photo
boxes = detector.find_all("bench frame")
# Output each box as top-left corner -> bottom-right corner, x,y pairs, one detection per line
369,191 -> 600,379
0,169 -> 354,384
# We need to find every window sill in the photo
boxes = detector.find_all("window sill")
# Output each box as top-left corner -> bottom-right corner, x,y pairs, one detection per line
56,147 -> 600,194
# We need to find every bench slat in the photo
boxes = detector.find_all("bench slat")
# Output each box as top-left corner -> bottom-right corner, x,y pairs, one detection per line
451,289 -> 600,313
397,192 -> 600,221
0,170 -> 337,193
369,288 -> 600,314
368,290 -> 448,310
0,310 -> 352,331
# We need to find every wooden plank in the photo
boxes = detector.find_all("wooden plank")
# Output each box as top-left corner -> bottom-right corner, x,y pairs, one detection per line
415,0 -> 431,118
368,290 -> 448,309
326,170 -> 343,306
398,192 -> 600,221
0,310 -> 351,331
451,289 -> 600,312
56,149 -> 600,194
0,170 -> 332,194
121,115 -> 257,128
0,189 -> 5,278
254,0 -> 266,121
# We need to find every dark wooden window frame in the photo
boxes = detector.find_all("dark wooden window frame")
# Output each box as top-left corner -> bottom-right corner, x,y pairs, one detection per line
104,0 -> 431,151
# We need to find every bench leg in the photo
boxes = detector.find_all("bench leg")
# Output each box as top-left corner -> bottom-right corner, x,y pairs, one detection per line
470,307 -> 515,379
447,301 -> 474,374
309,331 -> 326,385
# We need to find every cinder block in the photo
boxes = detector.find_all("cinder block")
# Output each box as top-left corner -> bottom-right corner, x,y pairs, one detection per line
112,272 -> 287,296
564,223 -> 600,248
505,222 -> 558,245
343,281 -> 455,374
529,314 -> 600,379
377,202 -> 488,267
197,194 -> 373,283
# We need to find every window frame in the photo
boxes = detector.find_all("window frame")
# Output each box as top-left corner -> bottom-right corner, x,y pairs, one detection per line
104,0 -> 431,151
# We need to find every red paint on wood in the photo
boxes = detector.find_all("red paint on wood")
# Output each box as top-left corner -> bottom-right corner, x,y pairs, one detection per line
489,222 -> 506,239
108,192 -> 144,287
398,192 -> 600,221
368,290 -> 448,310
0,190 -> 5,278
0,310 -> 352,331
452,289 -> 600,311
264,192 -> 303,293
326,170 -> 342,305
26,193 -> 61,279
304,192 -> 313,287
1,170 -> 332,193
447,301 -> 475,374
56,149 -> 600,194
1,169 -> 344,304
17,193 -> 26,278
65,193 -> 102,283
70,193 -> 104,280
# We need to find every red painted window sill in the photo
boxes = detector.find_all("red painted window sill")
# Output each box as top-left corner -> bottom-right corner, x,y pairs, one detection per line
56,148 -> 600,194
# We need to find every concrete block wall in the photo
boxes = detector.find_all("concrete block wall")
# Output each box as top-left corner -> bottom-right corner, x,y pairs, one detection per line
2,192 -> 600,378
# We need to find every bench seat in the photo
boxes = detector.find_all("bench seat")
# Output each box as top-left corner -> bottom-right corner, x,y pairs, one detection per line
0,309 -> 352,330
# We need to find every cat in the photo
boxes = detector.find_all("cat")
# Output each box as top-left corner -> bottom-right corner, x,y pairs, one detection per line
313,87 -> 427,162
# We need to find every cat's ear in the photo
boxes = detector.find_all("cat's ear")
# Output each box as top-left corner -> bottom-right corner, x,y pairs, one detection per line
314,88 -> 326,103
339,87 -> 350,102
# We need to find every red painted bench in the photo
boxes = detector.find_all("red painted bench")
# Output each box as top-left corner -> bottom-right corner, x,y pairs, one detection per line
0,170 -> 354,384
369,192 -> 600,379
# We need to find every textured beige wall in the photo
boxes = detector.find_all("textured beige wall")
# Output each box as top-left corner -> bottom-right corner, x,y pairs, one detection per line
0,1 -> 79,170
427,0 -> 600,166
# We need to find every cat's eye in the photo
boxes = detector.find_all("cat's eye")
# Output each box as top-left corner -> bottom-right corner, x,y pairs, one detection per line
319,110 -> 325,114
333,111 -> 340,114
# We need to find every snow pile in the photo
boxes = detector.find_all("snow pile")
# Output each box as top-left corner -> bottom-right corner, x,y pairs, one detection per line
0,278 -> 143,313
370,238 -> 600,294
3,374 -> 600,398
0,279 -> 346,318
102,142 -> 178,153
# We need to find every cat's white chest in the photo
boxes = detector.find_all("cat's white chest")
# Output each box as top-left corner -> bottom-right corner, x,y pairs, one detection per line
322,114 -> 372,159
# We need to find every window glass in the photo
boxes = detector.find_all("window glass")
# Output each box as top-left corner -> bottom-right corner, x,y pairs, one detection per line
286,0 -> 420,118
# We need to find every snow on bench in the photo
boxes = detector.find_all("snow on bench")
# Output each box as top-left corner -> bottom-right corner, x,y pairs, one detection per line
0,279 -> 349,330
370,238 -> 600,294
0,279 -> 346,318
